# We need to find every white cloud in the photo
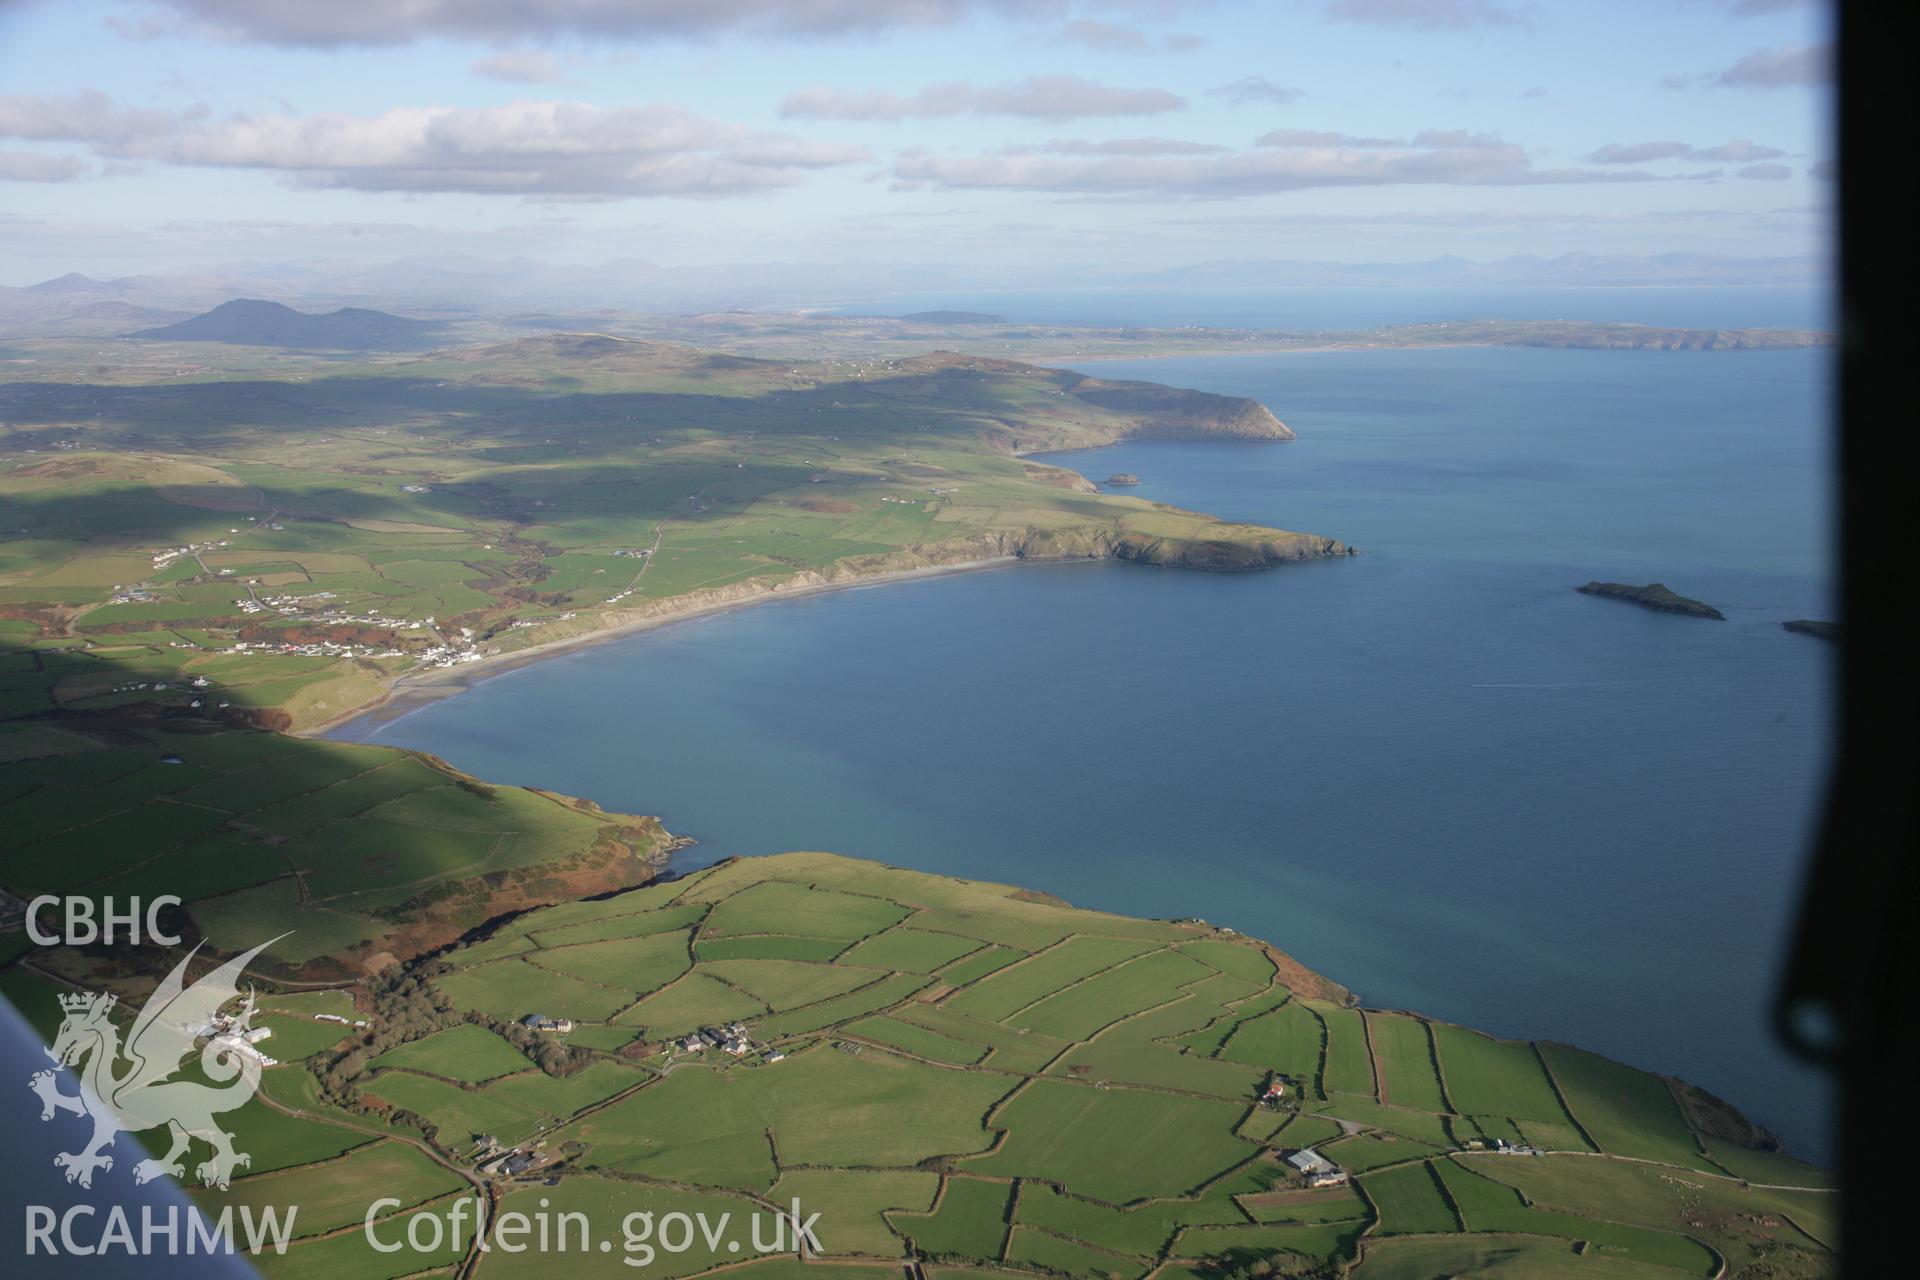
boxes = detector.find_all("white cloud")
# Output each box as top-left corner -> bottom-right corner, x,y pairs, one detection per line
113,0 -> 1057,47
471,51 -> 579,85
1716,43 -> 1832,88
1061,20 -> 1205,53
1204,77 -> 1305,106
893,130 -> 1678,197
0,150 -> 91,182
1666,42 -> 1833,90
1256,129 -> 1403,148
0,90 -> 181,152
1062,19 -> 1150,51
164,101 -> 871,197
1016,137 -> 1228,156
1587,139 -> 1786,164
1323,0 -> 1530,30
781,76 -> 1185,121
1737,162 -> 1792,180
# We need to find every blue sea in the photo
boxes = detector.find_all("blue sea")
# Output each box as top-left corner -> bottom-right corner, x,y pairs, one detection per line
833,285 -> 1827,332
335,337 -> 1836,1160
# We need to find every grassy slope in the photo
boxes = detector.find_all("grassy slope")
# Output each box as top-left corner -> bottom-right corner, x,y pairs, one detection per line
0,717 -> 670,974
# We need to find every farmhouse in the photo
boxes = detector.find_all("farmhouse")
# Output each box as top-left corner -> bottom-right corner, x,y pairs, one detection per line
520,1013 -> 575,1033
208,1029 -> 276,1068
478,1145 -> 544,1178
1285,1148 -> 1349,1187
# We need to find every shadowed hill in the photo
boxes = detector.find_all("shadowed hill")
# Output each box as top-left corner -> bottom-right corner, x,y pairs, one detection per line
129,298 -> 447,350
407,334 -> 1295,451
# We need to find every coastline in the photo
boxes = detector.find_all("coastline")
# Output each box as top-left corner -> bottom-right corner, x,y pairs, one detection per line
306,552 -> 1026,737
307,514 -> 1353,738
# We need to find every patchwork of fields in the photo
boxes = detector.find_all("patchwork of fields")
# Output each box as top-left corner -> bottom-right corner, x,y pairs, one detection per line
3,852 -> 1830,1279
0,335 -> 1334,734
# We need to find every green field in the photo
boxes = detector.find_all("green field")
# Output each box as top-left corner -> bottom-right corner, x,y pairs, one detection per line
1006,1226 -> 1150,1280
1433,1024 -> 1579,1126
1538,1044 -> 1715,1171
528,929 -> 694,996
1454,1154 -> 1831,1277
771,1168 -> 939,1257
892,1176 -> 1014,1261
840,926 -> 986,974
1313,1002 -> 1377,1097
967,1079 -> 1252,1202
945,936 -> 1161,1022
196,1141 -> 462,1238
1218,999 -> 1325,1087
1361,1161 -> 1460,1235
1016,1183 -> 1248,1256
1351,1235 -> 1673,1279
369,1023 -> 534,1082
1367,1013 -> 1450,1113
844,1014 -> 989,1065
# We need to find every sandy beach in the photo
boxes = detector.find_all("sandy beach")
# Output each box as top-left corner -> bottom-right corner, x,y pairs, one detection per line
304,553 -> 1025,737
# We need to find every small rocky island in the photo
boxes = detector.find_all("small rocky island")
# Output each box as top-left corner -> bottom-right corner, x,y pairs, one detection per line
1107,473 -> 1142,486
1576,581 -> 1725,620
1783,619 -> 1841,642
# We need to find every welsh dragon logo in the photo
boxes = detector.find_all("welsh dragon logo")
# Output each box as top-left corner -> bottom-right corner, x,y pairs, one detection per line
28,938 -> 284,1190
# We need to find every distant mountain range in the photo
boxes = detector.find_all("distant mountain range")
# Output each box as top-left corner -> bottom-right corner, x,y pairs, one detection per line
0,252 -> 1826,340
127,299 -> 446,350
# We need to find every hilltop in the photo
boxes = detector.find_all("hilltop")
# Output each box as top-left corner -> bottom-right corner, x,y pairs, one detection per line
129,298 -> 447,350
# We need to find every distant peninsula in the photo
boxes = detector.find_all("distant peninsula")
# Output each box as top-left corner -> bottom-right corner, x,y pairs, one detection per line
898,309 -> 1005,324
1106,473 -> 1141,486
1783,619 -> 1841,642
1577,581 -> 1726,619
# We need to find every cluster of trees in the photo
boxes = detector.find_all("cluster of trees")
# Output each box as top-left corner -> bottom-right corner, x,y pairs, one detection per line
313,963 -> 456,1112
311,959 -> 596,1153
1200,1250 -> 1336,1280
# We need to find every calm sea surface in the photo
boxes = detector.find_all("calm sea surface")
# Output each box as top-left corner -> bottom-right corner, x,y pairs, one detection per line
832,285 -> 1826,331
335,343 -> 1836,1160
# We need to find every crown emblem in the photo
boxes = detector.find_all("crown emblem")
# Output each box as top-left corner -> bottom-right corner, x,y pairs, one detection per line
58,991 -> 111,1013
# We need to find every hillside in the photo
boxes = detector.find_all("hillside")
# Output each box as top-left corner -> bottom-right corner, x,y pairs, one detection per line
0,333 -> 1338,734
129,298 -> 447,349
0,839 -> 1837,1278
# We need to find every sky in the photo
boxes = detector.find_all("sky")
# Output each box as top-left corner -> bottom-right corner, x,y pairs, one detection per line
0,0 -> 1835,283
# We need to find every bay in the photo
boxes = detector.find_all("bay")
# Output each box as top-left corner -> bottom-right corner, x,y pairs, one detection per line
335,345 -> 1835,1159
